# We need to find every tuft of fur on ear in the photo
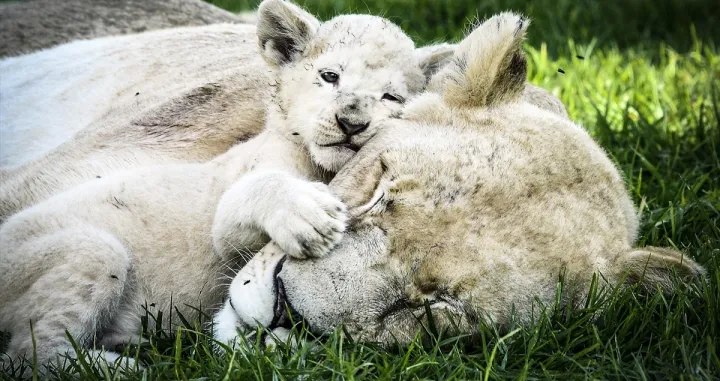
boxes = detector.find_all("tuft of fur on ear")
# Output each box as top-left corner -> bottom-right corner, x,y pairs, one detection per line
429,12 -> 529,108
414,43 -> 457,84
618,246 -> 706,293
256,0 -> 320,66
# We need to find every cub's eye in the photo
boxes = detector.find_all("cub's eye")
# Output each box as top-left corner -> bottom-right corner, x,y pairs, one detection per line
320,71 -> 339,83
382,93 -> 404,103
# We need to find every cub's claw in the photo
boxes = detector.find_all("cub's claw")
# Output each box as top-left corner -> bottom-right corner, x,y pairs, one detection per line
265,181 -> 347,259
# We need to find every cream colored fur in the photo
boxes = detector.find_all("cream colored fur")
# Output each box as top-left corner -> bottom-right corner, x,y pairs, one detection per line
0,0 -> 456,372
0,23 -> 270,222
0,0 -> 573,371
216,12 -> 705,347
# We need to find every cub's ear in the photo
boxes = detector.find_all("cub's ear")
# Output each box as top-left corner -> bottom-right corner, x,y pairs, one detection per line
256,0 -> 320,66
618,246 -> 706,292
414,43 -> 456,84
429,12 -> 529,108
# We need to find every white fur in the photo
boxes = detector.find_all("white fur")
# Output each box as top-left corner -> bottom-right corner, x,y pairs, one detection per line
0,3 -> 573,373
213,170 -> 347,259
0,0 -> 456,226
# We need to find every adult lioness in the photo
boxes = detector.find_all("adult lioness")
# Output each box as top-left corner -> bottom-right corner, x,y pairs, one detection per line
0,0 -> 459,372
216,13 -> 706,346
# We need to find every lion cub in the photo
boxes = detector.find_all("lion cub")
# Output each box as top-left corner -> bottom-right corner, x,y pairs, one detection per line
0,0 -> 452,371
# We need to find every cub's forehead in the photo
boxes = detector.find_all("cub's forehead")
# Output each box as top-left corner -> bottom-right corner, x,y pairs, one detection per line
310,15 -> 417,69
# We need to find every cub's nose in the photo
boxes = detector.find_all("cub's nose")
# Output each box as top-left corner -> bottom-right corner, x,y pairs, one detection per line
336,115 -> 369,137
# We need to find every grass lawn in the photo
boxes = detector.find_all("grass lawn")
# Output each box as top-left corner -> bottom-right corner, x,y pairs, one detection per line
2,0 -> 719,379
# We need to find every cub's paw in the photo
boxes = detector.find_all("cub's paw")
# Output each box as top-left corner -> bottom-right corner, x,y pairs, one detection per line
264,181 -> 347,259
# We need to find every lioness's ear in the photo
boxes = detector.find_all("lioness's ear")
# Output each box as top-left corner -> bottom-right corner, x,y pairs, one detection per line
414,43 -> 456,84
429,12 -> 529,108
618,246 -> 706,292
256,0 -> 320,66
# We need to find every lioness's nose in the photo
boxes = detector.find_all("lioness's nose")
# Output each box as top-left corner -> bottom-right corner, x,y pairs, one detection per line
336,115 -> 369,137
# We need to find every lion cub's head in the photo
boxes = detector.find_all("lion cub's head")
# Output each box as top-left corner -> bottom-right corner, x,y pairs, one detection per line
256,0 -> 454,172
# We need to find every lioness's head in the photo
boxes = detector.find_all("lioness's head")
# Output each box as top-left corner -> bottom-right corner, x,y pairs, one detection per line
256,0 -> 454,172
216,12 -> 705,346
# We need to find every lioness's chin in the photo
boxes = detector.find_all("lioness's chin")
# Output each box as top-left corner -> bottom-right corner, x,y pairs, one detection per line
309,144 -> 356,173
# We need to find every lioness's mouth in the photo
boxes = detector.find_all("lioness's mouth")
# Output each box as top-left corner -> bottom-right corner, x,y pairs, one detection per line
268,258 -> 306,330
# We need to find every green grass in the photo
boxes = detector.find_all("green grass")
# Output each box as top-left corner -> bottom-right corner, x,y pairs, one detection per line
2,0 -> 719,379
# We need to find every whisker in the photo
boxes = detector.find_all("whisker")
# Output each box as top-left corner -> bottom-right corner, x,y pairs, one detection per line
202,231 -> 259,264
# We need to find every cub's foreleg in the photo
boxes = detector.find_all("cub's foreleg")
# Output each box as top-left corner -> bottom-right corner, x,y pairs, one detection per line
0,223 -> 136,373
211,170 -> 347,260
0,146 -> 163,223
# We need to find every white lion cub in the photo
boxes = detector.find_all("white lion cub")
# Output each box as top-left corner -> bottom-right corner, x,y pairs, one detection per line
213,0 -> 453,259
0,0 -> 453,371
